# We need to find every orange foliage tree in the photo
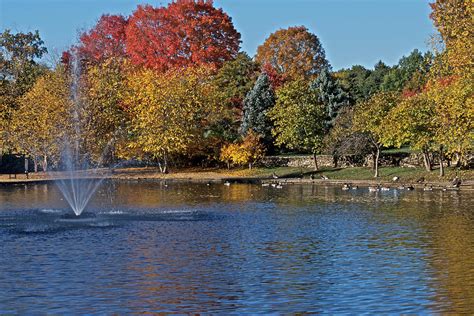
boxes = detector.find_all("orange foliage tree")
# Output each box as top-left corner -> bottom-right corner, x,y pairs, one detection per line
256,26 -> 329,81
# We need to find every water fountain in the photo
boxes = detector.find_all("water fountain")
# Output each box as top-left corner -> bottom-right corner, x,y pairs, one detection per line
54,53 -> 107,216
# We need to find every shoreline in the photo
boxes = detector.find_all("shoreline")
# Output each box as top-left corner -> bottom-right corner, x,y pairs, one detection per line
1,169 -> 473,191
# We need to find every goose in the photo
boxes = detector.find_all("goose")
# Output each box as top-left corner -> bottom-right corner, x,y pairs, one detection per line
351,185 -> 358,190
423,185 -> 433,191
416,177 -> 425,183
321,175 -> 329,180
342,183 -> 351,190
272,172 -> 279,179
397,185 -> 406,190
368,186 -> 379,192
276,184 -> 283,189
261,183 -> 270,187
452,177 -> 462,188
406,185 -> 415,191
380,186 -> 390,191
309,174 -> 315,180
224,181 -> 231,186
392,176 -> 400,182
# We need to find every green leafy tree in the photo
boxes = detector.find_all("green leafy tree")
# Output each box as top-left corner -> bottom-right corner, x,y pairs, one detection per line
353,92 -> 400,177
269,80 -> 325,169
334,65 -> 371,104
241,73 -> 275,147
212,52 -> 259,142
381,49 -> 433,92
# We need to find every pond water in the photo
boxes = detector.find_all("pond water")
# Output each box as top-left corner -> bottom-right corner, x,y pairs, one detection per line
1,180 -> 473,313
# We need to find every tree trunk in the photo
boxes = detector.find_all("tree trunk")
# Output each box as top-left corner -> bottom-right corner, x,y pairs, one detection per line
34,156 -> 38,173
42,155 -> 48,172
249,162 -> 252,170
227,162 -> 230,170
374,146 -> 380,178
422,149 -> 432,171
333,154 -> 339,168
25,155 -> 29,174
313,153 -> 319,171
439,145 -> 444,177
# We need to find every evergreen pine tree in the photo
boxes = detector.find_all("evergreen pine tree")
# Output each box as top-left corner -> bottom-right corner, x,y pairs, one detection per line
241,73 -> 275,145
312,67 -> 349,129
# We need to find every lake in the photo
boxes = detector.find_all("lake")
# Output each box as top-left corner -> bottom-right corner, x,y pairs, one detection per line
1,180 -> 473,313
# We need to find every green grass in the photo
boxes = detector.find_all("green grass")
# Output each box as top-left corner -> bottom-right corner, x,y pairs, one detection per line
302,166 -> 473,182
381,147 -> 414,154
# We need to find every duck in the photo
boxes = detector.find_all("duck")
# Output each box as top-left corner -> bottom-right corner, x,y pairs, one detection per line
342,183 -> 351,190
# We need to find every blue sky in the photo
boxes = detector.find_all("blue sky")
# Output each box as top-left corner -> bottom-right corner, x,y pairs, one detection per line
0,0 -> 436,70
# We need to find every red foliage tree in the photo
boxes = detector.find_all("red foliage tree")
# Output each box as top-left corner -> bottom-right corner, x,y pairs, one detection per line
261,63 -> 286,90
77,14 -> 128,64
125,0 -> 240,72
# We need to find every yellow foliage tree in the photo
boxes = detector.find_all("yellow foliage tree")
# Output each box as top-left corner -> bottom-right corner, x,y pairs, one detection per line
430,0 -> 473,76
427,76 -> 473,173
353,92 -> 400,177
81,58 -> 129,164
219,131 -> 265,169
124,66 -> 223,173
11,67 -> 72,171
384,93 -> 436,171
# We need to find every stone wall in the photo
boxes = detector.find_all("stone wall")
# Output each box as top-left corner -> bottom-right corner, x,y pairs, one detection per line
260,155 -> 365,169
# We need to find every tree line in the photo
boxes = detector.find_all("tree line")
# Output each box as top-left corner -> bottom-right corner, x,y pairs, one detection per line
0,0 -> 472,176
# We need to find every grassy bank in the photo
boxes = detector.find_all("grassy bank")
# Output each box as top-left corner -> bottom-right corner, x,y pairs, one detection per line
302,166 -> 473,183
1,165 -> 472,184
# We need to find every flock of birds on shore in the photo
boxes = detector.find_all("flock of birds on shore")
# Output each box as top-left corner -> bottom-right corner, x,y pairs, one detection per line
222,173 -> 463,192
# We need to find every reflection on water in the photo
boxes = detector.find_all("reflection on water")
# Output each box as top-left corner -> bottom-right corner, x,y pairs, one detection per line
0,181 -> 473,313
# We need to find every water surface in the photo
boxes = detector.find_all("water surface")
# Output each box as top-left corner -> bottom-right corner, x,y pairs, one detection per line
1,181 -> 473,313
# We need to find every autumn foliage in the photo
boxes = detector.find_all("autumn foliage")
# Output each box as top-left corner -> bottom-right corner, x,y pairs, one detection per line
77,14 -> 128,64
256,26 -> 329,80
125,0 -> 240,71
